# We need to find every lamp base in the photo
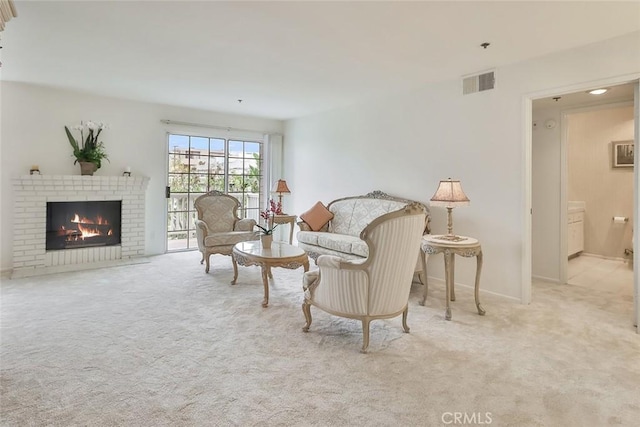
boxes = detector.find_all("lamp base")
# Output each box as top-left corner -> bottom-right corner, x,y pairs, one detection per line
432,234 -> 468,242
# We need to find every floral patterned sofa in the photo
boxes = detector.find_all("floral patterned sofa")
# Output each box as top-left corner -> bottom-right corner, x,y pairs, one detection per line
297,190 -> 430,263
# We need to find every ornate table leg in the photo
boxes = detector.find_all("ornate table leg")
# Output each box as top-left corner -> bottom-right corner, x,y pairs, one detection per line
288,221 -> 294,244
475,250 -> 485,315
420,251 -> 429,306
231,254 -> 238,285
261,265 -> 269,308
443,251 -> 453,320
449,254 -> 456,302
303,259 -> 310,272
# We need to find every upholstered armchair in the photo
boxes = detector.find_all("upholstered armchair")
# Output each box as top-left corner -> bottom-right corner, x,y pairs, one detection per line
301,203 -> 427,353
194,191 -> 258,274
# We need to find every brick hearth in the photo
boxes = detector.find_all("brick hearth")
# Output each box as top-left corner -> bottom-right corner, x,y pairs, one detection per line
12,175 -> 150,278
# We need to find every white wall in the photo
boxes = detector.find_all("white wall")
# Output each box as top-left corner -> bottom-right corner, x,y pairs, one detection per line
0,82 -> 283,272
284,31 -> 640,300
532,105 -> 563,282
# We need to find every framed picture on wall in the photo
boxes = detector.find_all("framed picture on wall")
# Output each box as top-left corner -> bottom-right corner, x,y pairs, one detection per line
612,140 -> 634,168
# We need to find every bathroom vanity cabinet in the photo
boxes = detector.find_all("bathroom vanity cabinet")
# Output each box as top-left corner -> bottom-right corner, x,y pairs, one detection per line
568,207 -> 585,257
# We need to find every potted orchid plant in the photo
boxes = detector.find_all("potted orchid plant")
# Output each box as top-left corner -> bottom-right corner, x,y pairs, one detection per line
255,199 -> 282,248
65,121 -> 109,175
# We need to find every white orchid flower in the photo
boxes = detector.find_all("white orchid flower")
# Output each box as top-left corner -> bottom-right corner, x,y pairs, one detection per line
86,121 -> 97,131
72,125 -> 84,131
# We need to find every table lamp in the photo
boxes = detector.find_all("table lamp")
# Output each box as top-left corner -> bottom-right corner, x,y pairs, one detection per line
430,178 -> 470,241
272,179 -> 291,214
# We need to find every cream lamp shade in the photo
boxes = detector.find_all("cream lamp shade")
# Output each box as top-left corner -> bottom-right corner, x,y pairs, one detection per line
271,179 -> 291,213
430,178 -> 470,241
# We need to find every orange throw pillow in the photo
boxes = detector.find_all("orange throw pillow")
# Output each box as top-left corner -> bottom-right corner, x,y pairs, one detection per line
300,202 -> 334,232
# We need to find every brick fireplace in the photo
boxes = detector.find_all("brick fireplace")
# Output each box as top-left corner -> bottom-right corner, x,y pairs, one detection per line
12,175 -> 150,278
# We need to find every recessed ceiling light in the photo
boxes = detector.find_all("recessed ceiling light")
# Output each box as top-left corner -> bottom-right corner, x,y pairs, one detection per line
588,88 -> 608,95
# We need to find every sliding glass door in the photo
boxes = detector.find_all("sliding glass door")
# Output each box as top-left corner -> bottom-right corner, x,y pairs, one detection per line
167,134 -> 263,251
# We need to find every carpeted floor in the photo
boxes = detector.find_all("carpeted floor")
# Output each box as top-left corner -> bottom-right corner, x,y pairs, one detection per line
1,251 -> 638,426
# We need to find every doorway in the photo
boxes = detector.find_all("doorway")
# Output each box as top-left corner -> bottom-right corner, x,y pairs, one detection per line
563,101 -> 634,297
529,79 -> 639,330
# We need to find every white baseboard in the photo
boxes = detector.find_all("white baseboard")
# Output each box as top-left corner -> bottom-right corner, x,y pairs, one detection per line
422,275 -> 521,303
9,257 -> 151,279
580,252 -> 627,262
532,275 -> 562,284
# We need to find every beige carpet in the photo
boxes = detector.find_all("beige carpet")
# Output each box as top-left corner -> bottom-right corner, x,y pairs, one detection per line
1,251 -> 638,426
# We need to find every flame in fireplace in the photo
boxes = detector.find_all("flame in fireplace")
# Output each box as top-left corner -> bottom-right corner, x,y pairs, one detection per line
76,224 -> 101,239
71,214 -> 110,225
61,213 -> 112,240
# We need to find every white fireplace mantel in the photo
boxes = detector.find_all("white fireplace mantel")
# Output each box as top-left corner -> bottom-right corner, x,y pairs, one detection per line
12,174 -> 150,278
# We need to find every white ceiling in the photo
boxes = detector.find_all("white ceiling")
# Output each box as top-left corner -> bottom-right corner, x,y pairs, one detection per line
533,82 -> 636,110
2,1 -> 640,120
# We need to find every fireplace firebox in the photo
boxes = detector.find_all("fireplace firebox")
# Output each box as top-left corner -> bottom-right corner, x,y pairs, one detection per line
46,201 -> 122,250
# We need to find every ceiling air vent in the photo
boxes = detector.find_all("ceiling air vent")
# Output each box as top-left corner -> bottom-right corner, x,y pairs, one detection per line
463,71 -> 495,95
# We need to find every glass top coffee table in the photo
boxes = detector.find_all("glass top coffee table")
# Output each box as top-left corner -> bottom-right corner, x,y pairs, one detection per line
232,241 -> 310,307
